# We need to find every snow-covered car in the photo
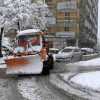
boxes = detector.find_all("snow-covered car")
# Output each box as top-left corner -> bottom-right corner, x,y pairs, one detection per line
81,48 -> 94,55
55,46 -> 82,63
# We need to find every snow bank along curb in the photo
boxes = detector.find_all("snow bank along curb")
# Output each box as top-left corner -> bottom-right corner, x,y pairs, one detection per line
65,58 -> 100,72
50,74 -> 100,100
82,53 -> 99,61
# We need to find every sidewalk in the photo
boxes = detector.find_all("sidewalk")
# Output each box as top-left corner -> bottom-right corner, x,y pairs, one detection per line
63,59 -> 100,72
50,73 -> 100,100
50,58 -> 100,100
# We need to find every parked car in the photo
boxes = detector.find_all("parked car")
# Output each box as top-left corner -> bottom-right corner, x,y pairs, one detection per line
55,46 -> 82,63
49,48 -> 59,61
49,48 -> 59,54
81,48 -> 94,55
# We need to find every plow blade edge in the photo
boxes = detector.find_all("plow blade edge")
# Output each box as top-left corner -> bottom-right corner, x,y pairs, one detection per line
5,55 -> 43,75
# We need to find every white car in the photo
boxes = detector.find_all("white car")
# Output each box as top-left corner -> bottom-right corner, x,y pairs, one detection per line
55,46 -> 82,63
81,48 -> 94,55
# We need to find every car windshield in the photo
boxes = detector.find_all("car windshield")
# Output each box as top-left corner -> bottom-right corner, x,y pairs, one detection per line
62,48 -> 73,52
17,34 -> 40,47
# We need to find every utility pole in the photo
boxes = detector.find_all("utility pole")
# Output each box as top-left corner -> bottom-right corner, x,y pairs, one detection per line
17,21 -> 21,31
0,27 -> 4,57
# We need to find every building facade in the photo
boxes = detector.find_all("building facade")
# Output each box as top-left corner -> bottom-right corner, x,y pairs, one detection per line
46,0 -> 98,48
79,0 -> 98,48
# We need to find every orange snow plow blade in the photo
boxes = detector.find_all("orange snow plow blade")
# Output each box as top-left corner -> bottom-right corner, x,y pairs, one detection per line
5,54 -> 43,75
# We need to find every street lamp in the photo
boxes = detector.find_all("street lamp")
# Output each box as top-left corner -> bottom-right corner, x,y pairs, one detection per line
0,27 -> 4,57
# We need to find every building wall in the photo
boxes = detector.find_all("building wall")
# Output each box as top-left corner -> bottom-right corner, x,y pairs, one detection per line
46,0 -> 79,48
79,0 -> 98,48
46,0 -> 98,48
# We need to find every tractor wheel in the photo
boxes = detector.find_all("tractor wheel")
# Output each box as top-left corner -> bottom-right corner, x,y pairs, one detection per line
42,61 -> 50,75
48,54 -> 54,69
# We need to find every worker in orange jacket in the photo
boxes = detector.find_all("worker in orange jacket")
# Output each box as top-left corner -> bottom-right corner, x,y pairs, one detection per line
40,42 -> 49,61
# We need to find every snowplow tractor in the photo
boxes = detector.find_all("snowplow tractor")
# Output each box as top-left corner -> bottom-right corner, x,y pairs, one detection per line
5,29 -> 54,75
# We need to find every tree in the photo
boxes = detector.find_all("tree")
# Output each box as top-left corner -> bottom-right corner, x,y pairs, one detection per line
0,0 -> 49,56
0,0 -> 49,31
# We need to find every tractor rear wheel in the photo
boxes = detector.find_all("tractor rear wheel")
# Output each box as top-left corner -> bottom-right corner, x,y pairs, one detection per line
42,61 -> 50,75
48,54 -> 54,69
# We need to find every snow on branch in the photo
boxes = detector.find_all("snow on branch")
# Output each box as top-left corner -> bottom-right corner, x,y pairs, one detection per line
0,0 -> 49,33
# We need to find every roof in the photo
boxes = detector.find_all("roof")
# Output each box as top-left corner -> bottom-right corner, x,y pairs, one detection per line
17,29 -> 41,36
49,48 -> 59,51
64,46 -> 79,49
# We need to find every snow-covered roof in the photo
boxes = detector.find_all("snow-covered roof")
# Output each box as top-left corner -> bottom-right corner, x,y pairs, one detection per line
64,46 -> 79,49
81,48 -> 94,52
49,48 -> 59,51
17,29 -> 41,36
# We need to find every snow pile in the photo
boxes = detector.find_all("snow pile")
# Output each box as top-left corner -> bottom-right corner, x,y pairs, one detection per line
62,58 -> 100,91
70,71 -> 100,91
71,57 -> 100,67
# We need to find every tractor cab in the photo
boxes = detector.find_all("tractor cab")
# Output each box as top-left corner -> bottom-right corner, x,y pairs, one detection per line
14,29 -> 43,55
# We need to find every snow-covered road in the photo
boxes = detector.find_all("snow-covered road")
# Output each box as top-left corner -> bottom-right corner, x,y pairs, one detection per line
0,78 -> 24,100
0,79 -> 11,100
0,75 -> 70,100
17,75 -> 69,100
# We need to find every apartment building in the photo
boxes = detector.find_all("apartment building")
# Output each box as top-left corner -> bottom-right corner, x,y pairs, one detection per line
79,0 -> 98,48
46,0 -> 98,48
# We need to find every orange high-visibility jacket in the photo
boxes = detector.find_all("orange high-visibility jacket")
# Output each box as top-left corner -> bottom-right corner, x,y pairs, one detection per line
40,47 -> 47,61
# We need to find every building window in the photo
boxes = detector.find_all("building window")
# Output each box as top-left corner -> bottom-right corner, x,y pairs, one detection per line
65,12 -> 70,16
57,1 -> 77,12
64,12 -> 77,20
64,27 -> 69,31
